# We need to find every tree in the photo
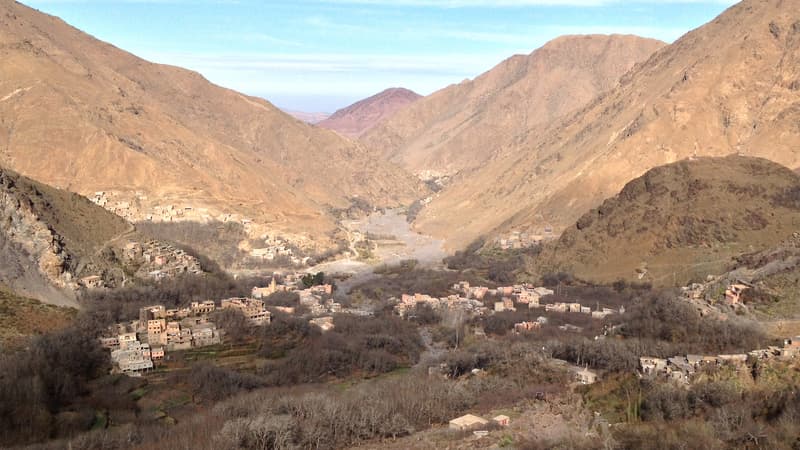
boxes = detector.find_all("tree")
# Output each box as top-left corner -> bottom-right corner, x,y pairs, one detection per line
301,272 -> 326,289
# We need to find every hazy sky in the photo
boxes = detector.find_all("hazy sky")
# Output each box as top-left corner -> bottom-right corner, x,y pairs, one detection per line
25,0 -> 736,112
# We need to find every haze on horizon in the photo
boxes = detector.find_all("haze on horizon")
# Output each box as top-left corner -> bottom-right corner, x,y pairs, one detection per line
24,0 -> 735,112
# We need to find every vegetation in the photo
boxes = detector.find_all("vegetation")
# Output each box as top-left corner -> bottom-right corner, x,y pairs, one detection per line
0,244 -> 789,450
0,319 -> 109,446
258,313 -> 423,385
0,285 -> 76,345
137,221 -> 248,271
351,264 -> 489,301
300,271 -> 326,289
445,239 -> 542,283
80,272 -> 259,324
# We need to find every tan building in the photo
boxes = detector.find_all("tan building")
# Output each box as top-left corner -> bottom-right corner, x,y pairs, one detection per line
310,316 -> 334,332
80,275 -> 104,289
191,300 -> 216,315
514,321 -> 541,333
151,347 -> 165,361
147,319 -> 166,334
576,367 -> 598,384
492,415 -> 510,427
221,297 -> 271,325
139,305 -> 166,322
449,414 -> 489,431
192,323 -> 221,347
118,332 -> 138,350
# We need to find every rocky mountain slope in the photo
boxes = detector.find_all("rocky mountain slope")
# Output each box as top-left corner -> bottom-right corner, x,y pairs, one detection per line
0,0 -> 423,249
415,0 -> 800,249
530,156 -> 800,286
318,88 -> 421,138
284,110 -> 331,124
362,35 -> 664,176
0,166 -> 201,307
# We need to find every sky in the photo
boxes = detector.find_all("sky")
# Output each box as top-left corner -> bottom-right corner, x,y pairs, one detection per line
24,0 -> 736,112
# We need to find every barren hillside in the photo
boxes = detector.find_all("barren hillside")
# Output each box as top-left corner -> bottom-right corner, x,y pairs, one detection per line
416,0 -> 800,249
531,156 -> 800,286
318,88 -> 421,137
362,35 -> 665,176
0,0 -> 423,248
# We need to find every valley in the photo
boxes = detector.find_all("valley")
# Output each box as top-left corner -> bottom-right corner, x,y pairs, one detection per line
3,0 -> 800,449
309,208 -> 446,294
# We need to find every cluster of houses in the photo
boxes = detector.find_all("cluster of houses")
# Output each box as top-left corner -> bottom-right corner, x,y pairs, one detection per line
251,273 -> 304,298
639,337 -> 800,383
452,282 -> 555,310
100,298 -> 271,375
252,275 -> 342,316
124,240 -> 203,280
249,235 -> 311,266
495,230 -> 549,250
77,240 -> 202,290
251,275 -> 371,325
91,191 -> 217,224
540,301 -> 623,320
394,282 -> 626,328
681,277 -> 753,313
394,292 -> 487,317
452,281 -> 623,319
90,191 -> 277,233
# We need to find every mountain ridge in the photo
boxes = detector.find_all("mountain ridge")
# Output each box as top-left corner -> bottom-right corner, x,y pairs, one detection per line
362,34 -> 666,176
0,0 -> 424,251
415,0 -> 800,249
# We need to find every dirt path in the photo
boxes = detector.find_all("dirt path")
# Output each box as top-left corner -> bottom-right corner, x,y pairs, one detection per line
94,223 -> 137,257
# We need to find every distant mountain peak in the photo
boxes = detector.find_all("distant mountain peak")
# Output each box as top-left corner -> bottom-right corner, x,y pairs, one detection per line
317,87 -> 422,138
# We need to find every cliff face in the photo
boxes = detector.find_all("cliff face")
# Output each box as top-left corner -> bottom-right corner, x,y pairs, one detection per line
0,167 -> 201,307
1,171 -> 77,305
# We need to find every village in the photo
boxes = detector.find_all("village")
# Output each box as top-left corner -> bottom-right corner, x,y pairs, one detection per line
679,274 -> 753,316
90,190 -> 316,267
99,272 -> 373,375
100,297 -> 270,375
494,229 -> 552,250
639,336 -> 800,383
394,281 -> 624,333
78,240 -> 203,290
247,234 -> 312,267
91,190 -> 246,226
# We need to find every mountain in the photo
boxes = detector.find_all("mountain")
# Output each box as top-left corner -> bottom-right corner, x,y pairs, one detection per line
530,156 -> 800,286
0,1 -> 423,252
318,88 -> 422,138
284,110 -> 331,124
362,35 -> 665,176
415,0 -> 800,249
0,165 -> 201,307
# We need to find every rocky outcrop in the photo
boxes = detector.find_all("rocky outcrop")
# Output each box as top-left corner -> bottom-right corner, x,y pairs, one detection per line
0,171 -> 74,289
